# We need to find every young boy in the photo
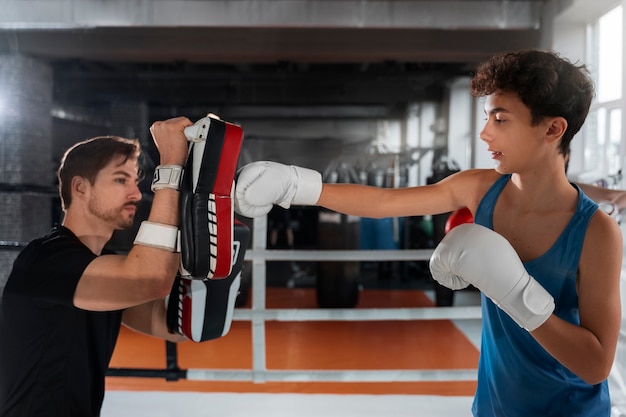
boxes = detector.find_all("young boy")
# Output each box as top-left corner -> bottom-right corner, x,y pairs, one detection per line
234,49 -> 623,416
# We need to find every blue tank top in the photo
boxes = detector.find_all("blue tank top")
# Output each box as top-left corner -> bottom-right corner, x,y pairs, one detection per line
472,174 -> 610,417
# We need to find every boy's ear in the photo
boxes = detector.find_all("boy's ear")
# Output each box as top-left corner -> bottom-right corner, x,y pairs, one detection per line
545,117 -> 568,143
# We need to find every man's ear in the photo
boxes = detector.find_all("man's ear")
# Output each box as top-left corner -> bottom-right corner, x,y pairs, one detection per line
71,176 -> 88,200
545,117 -> 568,144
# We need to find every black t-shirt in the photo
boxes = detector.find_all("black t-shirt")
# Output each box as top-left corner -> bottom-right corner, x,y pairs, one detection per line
0,226 -> 123,417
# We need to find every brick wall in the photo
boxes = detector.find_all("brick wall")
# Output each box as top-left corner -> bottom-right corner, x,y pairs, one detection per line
0,55 -> 53,285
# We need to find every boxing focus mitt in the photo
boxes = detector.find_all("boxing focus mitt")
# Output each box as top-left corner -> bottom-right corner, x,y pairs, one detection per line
167,220 -> 250,342
178,115 -> 243,279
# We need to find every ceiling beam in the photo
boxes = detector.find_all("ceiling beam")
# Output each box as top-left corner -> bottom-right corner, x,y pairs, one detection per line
0,0 -> 544,30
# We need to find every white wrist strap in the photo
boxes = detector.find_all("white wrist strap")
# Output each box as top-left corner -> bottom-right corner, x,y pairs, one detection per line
291,166 -> 323,205
151,165 -> 184,192
134,221 -> 179,252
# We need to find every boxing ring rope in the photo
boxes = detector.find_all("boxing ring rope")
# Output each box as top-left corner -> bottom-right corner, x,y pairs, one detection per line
99,214 -> 480,383
144,215 -> 479,384
0,216 -> 481,384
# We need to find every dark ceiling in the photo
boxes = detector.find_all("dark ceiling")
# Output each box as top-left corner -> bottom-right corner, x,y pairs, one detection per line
0,25 -> 543,119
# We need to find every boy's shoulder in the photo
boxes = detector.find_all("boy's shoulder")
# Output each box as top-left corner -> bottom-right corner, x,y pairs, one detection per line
454,167 -> 502,191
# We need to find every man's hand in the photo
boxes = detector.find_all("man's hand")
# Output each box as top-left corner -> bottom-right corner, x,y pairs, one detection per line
150,116 -> 193,166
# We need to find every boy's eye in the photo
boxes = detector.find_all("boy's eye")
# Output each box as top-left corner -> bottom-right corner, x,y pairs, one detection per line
483,114 -> 505,123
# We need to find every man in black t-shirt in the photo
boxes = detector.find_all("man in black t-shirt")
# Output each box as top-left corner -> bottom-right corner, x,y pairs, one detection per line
0,117 -> 191,417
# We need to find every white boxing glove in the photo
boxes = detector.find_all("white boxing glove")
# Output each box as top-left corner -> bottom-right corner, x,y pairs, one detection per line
235,161 -> 323,218
429,223 -> 554,331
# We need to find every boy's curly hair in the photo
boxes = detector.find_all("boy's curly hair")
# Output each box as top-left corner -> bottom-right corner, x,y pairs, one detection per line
470,49 -> 594,156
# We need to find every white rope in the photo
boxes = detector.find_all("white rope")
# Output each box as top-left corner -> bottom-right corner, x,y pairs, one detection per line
233,306 -> 482,321
186,369 -> 478,382
228,216 -> 479,385
245,248 -> 434,262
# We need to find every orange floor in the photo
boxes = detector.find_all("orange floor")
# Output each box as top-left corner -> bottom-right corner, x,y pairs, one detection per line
106,288 -> 479,396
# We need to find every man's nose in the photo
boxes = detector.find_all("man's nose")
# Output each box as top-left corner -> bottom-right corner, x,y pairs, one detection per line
129,184 -> 142,201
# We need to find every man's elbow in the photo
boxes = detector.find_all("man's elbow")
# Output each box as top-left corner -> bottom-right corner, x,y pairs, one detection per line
136,268 -> 176,300
148,256 -> 180,298
151,272 -> 176,299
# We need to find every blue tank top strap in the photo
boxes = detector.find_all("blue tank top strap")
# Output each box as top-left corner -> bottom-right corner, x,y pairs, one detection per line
474,174 -> 510,229
572,182 -> 600,225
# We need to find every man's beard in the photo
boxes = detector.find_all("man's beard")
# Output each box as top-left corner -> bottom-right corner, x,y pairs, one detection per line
88,195 -> 136,230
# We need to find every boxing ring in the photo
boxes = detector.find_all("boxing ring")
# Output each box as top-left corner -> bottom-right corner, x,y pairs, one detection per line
107,214 -> 481,384
2,208 -> 625,415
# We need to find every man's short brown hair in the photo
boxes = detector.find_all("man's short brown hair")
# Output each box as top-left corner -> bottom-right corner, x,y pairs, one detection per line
57,136 -> 141,210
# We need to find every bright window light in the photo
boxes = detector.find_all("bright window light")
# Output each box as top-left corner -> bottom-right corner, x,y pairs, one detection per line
583,5 -> 623,177
597,5 -> 622,103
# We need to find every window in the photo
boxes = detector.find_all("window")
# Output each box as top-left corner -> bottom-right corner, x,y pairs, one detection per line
584,5 -> 623,179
